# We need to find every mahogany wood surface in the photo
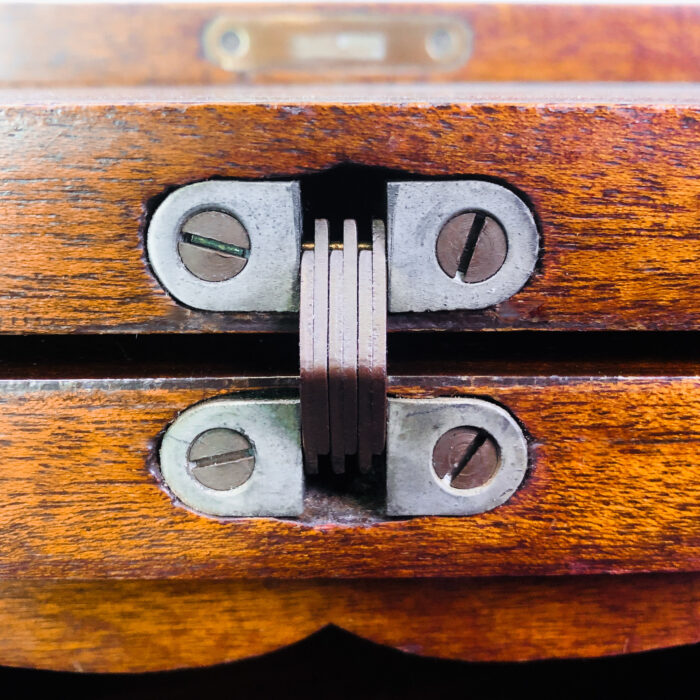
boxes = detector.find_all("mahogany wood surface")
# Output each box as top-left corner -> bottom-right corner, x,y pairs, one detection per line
0,85 -> 699,333
1,3 -> 698,675
0,574 -> 697,671
0,374 -> 696,580
2,3 -> 700,86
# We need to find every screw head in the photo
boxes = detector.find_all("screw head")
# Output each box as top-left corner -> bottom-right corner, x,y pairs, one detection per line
178,210 -> 251,282
426,28 -> 455,61
435,211 -> 508,283
187,427 -> 255,491
220,29 -> 243,55
203,19 -> 250,70
432,426 -> 500,490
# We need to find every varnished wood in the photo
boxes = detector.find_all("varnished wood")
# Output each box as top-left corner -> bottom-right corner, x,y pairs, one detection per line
0,4 -> 697,674
1,85 -> 699,333
2,4 -> 700,86
0,575 -> 697,672
0,374 -> 696,579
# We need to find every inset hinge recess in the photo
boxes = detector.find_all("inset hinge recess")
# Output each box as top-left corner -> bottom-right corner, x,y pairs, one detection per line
148,179 -> 538,518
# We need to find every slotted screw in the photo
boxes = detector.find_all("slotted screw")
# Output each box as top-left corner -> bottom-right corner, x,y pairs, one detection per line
178,210 -> 251,282
187,428 -> 256,491
435,211 -> 508,283
432,426 -> 500,490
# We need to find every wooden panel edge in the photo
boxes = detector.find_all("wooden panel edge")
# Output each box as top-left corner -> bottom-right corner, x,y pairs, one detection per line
0,574 -> 696,671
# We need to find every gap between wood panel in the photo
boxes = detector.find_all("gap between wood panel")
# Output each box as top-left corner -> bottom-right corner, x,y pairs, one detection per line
0,332 -> 696,378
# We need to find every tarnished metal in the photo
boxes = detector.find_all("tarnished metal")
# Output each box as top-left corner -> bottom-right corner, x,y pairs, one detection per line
299,247 -> 317,472
150,178 -> 535,510
432,426 -> 500,490
188,427 -> 255,491
147,180 -> 301,312
386,397 -> 528,516
178,210 -> 250,282
387,180 -> 539,311
356,247 -> 374,472
299,221 -> 332,474
312,220 -> 331,458
435,212 -> 508,283
160,397 -> 303,517
328,247 -> 345,472
341,220 -> 359,457
300,218 -> 387,474
202,13 -> 472,77
370,220 -> 388,458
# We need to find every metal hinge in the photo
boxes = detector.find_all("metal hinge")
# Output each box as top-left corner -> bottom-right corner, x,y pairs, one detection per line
147,179 -> 538,518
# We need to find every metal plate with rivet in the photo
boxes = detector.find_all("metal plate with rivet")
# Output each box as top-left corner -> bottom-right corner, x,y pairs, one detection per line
386,397 -> 529,516
147,180 -> 301,312
387,180 -> 539,312
159,397 -> 304,518
201,13 -> 473,78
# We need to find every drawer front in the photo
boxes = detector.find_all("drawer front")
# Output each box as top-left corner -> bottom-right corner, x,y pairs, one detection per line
0,374 -> 697,579
1,89 -> 700,333
0,575 -> 698,672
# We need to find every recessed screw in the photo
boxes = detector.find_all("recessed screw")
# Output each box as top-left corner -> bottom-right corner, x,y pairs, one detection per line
178,210 -> 251,282
432,426 -> 500,490
426,28 -> 455,61
436,211 -> 508,283
203,20 -> 250,70
220,29 -> 243,55
187,428 -> 255,491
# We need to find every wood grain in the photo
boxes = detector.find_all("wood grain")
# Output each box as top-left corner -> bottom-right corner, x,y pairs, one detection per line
0,86 -> 699,333
0,374 -> 696,579
2,3 -> 700,86
0,575 -> 697,671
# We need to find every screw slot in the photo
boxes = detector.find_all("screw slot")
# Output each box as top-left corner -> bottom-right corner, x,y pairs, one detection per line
435,211 -> 508,283
432,426 -> 500,490
178,210 -> 251,282
188,427 -> 255,491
